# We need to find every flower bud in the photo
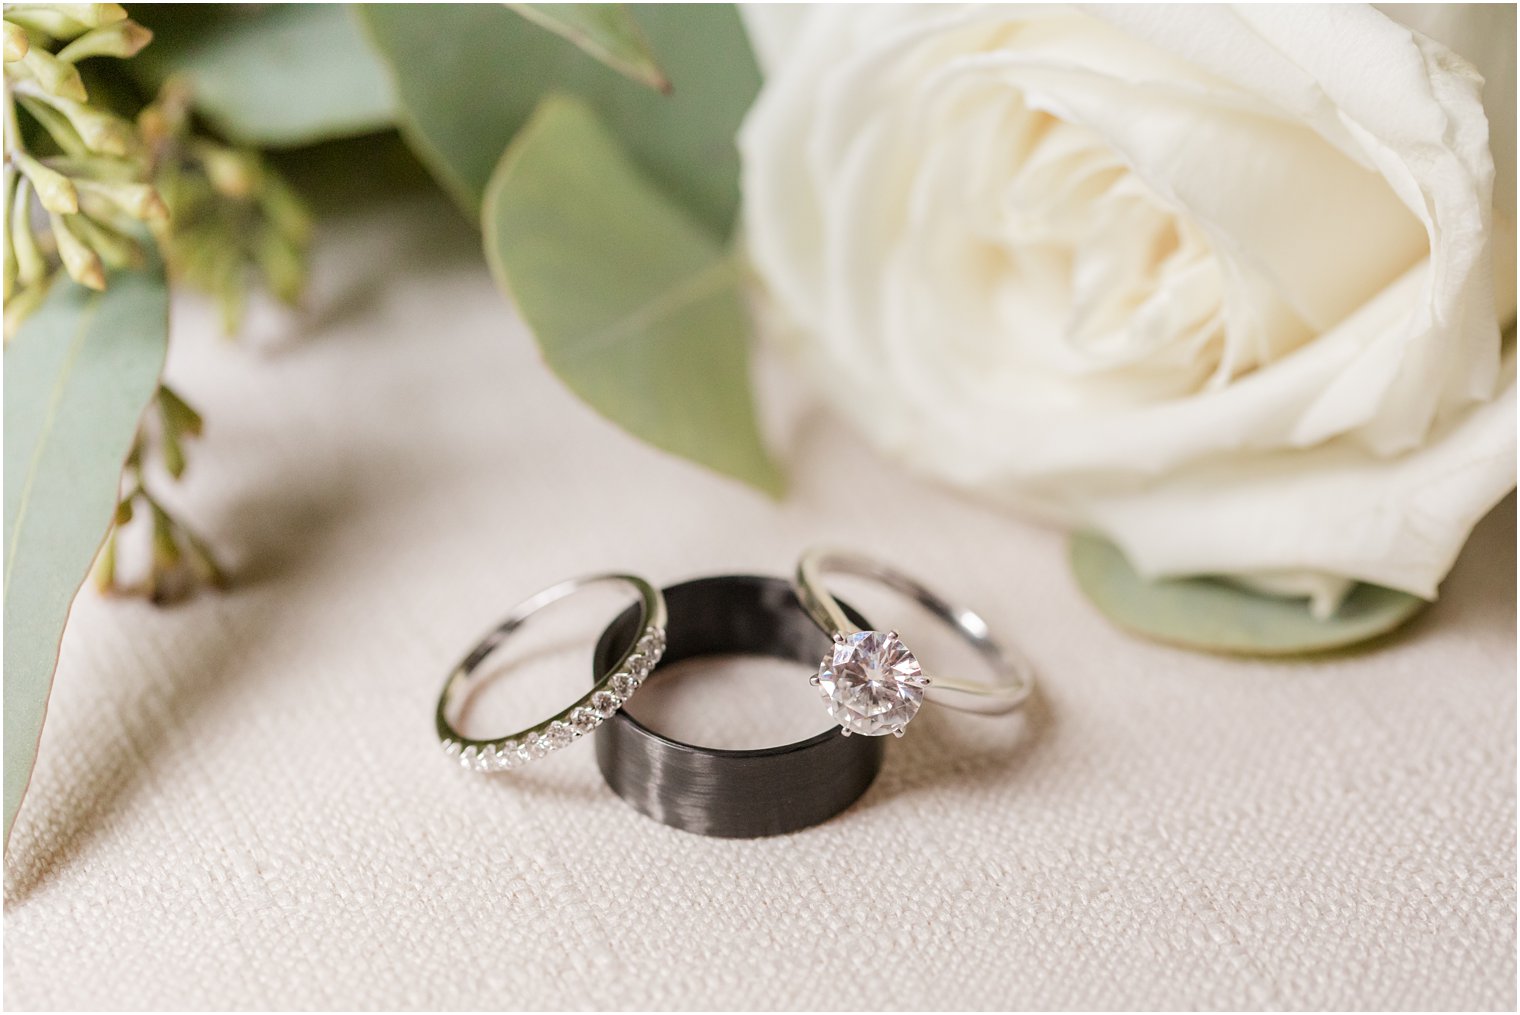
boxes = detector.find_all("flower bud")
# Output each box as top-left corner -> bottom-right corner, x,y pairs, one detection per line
4,4 -> 125,38
4,278 -> 53,340
91,527 -> 117,591
150,503 -> 182,571
60,4 -> 128,28
10,184 -> 47,285
48,95 -> 134,155
20,48 -> 87,101
199,146 -> 259,199
56,20 -> 151,61
256,230 -> 305,305
70,214 -> 139,269
77,178 -> 167,221
160,422 -> 185,477
3,21 -> 29,62
15,152 -> 78,214
158,385 -> 203,438
49,213 -> 106,290
3,222 -> 18,297
260,174 -> 313,245
15,95 -> 87,155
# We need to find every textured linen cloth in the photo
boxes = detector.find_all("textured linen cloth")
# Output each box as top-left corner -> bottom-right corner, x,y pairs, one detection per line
4,201 -> 1515,1011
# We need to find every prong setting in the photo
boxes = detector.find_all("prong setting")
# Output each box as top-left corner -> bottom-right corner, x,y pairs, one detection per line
810,629 -> 925,737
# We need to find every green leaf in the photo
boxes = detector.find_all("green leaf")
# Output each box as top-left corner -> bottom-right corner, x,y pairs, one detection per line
1069,533 -> 1427,656
130,4 -> 394,148
483,95 -> 782,497
355,3 -> 758,234
507,4 -> 670,93
4,266 -> 169,848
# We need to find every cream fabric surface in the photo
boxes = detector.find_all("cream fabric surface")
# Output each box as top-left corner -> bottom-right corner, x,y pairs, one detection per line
4,201 -> 1515,1011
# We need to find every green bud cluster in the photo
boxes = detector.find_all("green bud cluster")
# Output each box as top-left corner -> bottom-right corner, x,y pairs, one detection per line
3,3 -> 312,598
93,383 -> 225,601
3,1 -> 158,335
141,81 -> 313,336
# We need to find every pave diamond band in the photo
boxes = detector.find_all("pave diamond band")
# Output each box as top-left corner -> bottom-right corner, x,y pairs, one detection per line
794,548 -> 1035,736
436,574 -> 666,772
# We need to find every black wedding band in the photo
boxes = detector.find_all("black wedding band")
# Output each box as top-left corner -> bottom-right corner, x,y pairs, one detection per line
591,575 -> 884,838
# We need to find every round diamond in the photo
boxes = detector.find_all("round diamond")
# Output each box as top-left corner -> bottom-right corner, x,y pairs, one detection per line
569,707 -> 601,734
611,672 -> 639,698
590,690 -> 621,717
545,721 -> 576,749
816,630 -> 925,736
637,630 -> 665,657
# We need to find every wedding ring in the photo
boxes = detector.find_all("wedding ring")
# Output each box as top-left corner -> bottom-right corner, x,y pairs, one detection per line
793,548 -> 1035,737
592,575 -> 883,838
436,573 -> 666,771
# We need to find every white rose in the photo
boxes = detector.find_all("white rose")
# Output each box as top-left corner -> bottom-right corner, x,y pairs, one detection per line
740,3 -> 1516,615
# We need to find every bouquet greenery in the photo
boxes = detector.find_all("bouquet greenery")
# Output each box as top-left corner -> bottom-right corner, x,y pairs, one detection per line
3,1 -> 778,846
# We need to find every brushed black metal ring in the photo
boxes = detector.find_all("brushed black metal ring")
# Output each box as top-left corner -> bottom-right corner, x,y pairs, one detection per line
591,575 -> 884,838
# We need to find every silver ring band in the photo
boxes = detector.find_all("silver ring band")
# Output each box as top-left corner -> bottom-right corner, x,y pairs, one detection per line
794,548 -> 1035,732
436,573 -> 667,771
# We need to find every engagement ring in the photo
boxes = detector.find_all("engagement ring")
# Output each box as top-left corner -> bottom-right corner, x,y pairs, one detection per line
793,548 -> 1035,737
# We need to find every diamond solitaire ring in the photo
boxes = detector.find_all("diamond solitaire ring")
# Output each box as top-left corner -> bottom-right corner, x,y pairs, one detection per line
793,548 -> 1035,737
436,573 -> 666,772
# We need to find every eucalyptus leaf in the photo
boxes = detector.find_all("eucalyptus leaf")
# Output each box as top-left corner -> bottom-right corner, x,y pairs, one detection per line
4,267 -> 169,848
130,4 -> 394,147
507,4 -> 669,93
356,3 -> 758,234
1070,533 -> 1427,656
483,95 -> 782,497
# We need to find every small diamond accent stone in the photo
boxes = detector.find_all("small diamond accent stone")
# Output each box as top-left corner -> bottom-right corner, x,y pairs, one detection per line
816,630 -> 926,736
545,721 -> 576,749
569,707 -> 600,734
590,690 -> 621,717
611,672 -> 639,698
524,734 -> 550,759
637,629 -> 665,657
625,653 -> 652,679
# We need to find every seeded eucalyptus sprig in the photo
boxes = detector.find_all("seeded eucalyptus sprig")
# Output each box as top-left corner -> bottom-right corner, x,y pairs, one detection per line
3,1 -> 314,600
139,79 -> 313,335
3,3 -> 160,333
91,383 -> 226,600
